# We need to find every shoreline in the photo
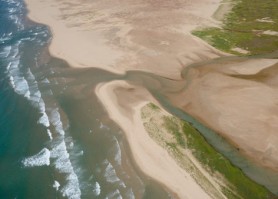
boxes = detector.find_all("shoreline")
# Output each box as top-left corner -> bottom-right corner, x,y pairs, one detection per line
95,81 -> 212,199
23,0 -> 278,197
24,0 -> 225,80
24,0 -> 225,197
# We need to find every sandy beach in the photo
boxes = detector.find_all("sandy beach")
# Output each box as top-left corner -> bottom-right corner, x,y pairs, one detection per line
96,81 -> 212,199
24,0 -> 278,197
25,0 -> 224,79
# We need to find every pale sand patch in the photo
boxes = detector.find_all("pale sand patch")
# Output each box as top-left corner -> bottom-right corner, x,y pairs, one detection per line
168,59 -> 278,171
231,47 -> 249,55
262,30 -> 278,36
213,0 -> 234,22
96,80 -> 212,199
256,17 -> 275,23
212,58 -> 278,75
25,0 -> 225,79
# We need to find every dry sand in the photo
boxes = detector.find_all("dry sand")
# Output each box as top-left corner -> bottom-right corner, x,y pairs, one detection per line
96,81 -> 212,199
25,0 -> 224,79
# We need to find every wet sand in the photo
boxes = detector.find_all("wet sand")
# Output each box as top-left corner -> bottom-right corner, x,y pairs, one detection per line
168,58 -> 278,171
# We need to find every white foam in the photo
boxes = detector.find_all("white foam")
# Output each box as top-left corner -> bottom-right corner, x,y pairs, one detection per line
12,76 -> 30,98
38,98 -> 46,113
100,122 -> 110,130
30,90 -> 42,104
112,138 -> 121,166
60,173 -> 81,199
47,129 -> 53,140
25,69 -> 43,106
0,46 -> 12,58
119,181 -> 126,188
22,148 -> 50,167
50,108 -> 65,135
51,141 -> 81,199
125,189 -> 135,199
41,78 -> 50,84
2,38 -> 82,198
9,14 -> 24,30
8,60 -> 19,71
0,35 -> 10,45
6,62 -> 11,70
38,112 -> 50,127
53,180 -> 60,191
20,37 -> 33,42
26,68 -> 36,82
7,0 -> 20,6
10,46 -> 19,59
106,189 -> 122,199
51,142 -> 70,172
104,161 -> 120,184
9,76 -> 15,88
69,142 -> 74,149
8,7 -> 17,14
93,182 -> 101,196
5,46 -> 32,100
77,150 -> 84,156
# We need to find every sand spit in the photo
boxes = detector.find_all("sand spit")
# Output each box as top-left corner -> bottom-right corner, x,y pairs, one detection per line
168,58 -> 278,171
96,81 -> 212,199
25,0 -> 224,79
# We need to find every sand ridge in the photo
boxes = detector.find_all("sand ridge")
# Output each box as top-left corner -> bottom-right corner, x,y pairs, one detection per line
95,81 -> 212,199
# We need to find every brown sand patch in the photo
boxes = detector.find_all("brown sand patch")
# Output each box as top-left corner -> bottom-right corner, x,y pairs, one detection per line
168,58 -> 278,171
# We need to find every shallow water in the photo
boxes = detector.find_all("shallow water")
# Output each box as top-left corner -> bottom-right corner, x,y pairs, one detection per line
1,0 -> 278,198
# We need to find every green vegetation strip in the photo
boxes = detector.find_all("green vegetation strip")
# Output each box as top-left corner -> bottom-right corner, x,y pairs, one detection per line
192,0 -> 278,55
142,103 -> 276,199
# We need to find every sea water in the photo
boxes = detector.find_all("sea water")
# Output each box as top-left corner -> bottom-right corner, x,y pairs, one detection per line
0,0 -> 173,198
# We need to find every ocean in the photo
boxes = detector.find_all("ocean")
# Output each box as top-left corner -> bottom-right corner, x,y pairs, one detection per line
0,0 -> 173,198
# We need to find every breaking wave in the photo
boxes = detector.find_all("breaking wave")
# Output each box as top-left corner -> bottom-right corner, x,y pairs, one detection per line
22,148 -> 50,167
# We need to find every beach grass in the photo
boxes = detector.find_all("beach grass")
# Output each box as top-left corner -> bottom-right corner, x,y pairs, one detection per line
181,120 -> 273,199
192,0 -> 278,55
141,103 -> 276,199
